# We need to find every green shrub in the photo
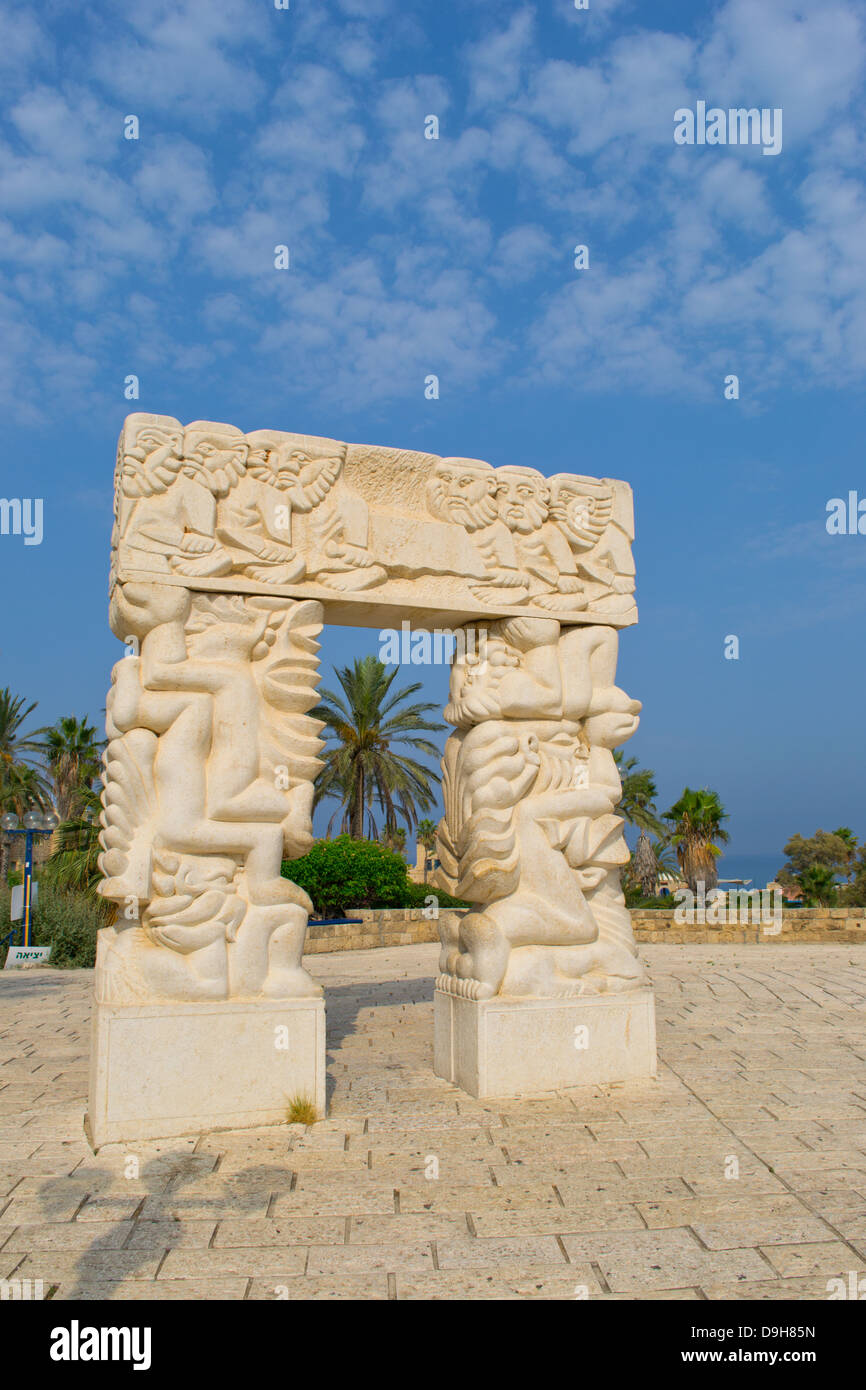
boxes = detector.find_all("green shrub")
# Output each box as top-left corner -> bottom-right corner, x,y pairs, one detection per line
0,879 -> 105,968
282,835 -> 469,916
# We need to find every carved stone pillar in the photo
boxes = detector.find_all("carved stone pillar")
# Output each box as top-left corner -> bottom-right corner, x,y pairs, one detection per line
88,580 -> 327,1144
432,618 -> 656,1097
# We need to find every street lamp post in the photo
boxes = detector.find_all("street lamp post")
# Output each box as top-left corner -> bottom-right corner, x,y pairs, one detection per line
1,810 -> 59,949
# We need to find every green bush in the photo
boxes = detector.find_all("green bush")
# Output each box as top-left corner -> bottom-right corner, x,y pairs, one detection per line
283,835 -> 468,916
0,879 -> 105,968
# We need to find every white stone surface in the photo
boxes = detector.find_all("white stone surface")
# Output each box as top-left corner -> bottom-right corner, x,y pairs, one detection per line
433,987 -> 656,1098
88,996 -> 325,1146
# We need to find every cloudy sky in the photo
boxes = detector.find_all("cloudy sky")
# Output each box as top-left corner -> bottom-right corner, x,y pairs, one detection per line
1,0 -> 865,862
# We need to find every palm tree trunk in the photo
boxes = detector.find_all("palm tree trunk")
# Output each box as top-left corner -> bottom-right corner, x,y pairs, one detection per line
0,834 -> 9,886
351,767 -> 364,839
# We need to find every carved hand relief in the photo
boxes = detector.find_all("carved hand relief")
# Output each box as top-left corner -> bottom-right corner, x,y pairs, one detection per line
111,416 -> 637,627
434,621 -> 647,1001
97,581 -> 325,1004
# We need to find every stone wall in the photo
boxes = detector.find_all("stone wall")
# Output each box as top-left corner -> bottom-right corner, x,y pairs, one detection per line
631,907 -> 866,945
305,908 -> 444,953
305,907 -> 866,953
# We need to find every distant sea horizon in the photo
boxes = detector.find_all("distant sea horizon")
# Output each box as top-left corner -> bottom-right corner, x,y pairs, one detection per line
626,844 -> 785,889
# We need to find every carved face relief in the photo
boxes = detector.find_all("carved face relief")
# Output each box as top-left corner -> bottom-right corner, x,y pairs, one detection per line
182,429 -> 248,497
120,427 -> 184,498
548,475 -> 614,551
426,458 -> 498,531
495,467 -> 549,534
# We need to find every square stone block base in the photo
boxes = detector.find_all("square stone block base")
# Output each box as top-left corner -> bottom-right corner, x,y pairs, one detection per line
87,996 -> 326,1147
434,987 -> 656,1099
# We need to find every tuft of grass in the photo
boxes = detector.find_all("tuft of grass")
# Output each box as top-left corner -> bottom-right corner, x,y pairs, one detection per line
287,1095 -> 317,1126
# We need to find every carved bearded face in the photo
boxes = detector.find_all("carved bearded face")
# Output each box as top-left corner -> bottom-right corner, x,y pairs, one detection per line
121,427 -> 184,497
182,427 -> 248,497
246,432 -> 344,491
548,475 -> 613,551
427,459 -> 498,531
495,467 -> 549,534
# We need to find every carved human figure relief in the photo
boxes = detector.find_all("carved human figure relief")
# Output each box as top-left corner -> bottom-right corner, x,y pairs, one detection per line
548,473 -> 636,617
97,581 -> 324,1004
216,431 -> 343,585
493,465 -> 588,610
425,458 -> 529,600
435,619 -> 647,1000
113,415 -> 638,630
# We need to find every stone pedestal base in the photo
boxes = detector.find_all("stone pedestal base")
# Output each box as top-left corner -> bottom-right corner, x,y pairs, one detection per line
87,997 -> 326,1147
434,987 -> 656,1099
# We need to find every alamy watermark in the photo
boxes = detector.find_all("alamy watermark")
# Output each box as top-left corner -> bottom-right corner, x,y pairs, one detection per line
674,103 -> 783,157
379,621 -> 487,667
0,498 -> 43,545
674,881 -> 782,933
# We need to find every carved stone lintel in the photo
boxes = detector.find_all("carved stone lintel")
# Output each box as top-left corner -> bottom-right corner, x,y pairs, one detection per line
111,415 -> 637,629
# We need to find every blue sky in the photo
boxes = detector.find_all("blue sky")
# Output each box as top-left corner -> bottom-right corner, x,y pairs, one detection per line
1,0 -> 865,863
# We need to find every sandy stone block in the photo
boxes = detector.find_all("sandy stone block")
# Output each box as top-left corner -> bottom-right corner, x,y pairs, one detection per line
2,1221 -> 135,1252
306,1242 -> 435,1274
436,1235 -> 567,1268
470,1204 -> 645,1238
14,1252 -> 162,1282
55,1278 -> 250,1300
560,1228 -> 771,1293
127,1220 -> 218,1249
347,1214 -> 469,1243
158,1247 -> 307,1279
760,1240 -> 862,1278
271,1187 -> 397,1217
248,1275 -> 390,1300
214,1217 -> 346,1247
396,1264 -> 605,1300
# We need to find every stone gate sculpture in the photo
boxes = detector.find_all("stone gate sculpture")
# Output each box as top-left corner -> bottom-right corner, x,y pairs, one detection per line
88,414 -> 654,1145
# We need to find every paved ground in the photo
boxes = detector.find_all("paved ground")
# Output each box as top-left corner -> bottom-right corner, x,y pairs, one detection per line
1,944 -> 865,1301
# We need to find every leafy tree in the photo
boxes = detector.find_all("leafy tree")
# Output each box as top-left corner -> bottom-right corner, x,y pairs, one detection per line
778,830 -> 850,892
613,750 -> 665,837
283,836 -> 417,916
41,715 -> 103,821
663,787 -> 729,893
831,827 -> 859,885
312,656 -> 445,840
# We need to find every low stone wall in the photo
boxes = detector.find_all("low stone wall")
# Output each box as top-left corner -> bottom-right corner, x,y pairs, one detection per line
305,906 -> 866,953
305,908 -> 443,953
631,907 -> 866,945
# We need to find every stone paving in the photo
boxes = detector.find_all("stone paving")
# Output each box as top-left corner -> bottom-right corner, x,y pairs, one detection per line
1,943 -> 865,1301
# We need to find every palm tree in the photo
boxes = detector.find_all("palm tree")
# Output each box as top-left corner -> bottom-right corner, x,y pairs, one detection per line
631,831 -> 659,897
41,715 -> 103,821
313,656 -> 446,841
45,785 -> 104,898
797,863 -> 838,907
0,688 -> 48,775
0,691 -> 51,884
417,817 -> 438,883
663,787 -> 729,893
382,825 -> 407,855
0,764 -> 51,883
613,750 -> 665,837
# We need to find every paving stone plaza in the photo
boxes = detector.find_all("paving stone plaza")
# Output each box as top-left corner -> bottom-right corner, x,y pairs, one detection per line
2,942 -> 864,1301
